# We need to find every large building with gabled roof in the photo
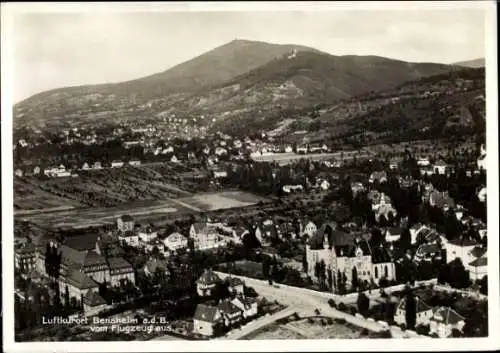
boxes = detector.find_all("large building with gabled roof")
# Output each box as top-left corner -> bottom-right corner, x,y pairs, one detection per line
305,223 -> 395,291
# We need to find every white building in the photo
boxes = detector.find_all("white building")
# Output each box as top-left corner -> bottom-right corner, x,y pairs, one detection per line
163,232 -> 188,252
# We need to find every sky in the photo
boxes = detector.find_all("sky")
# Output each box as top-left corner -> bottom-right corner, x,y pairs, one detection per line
10,4 -> 487,103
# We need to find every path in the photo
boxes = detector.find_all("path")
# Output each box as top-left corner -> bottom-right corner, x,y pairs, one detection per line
218,307 -> 297,340
216,272 -> 427,339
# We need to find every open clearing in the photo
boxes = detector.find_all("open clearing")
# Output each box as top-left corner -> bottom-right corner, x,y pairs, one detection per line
183,191 -> 268,211
15,191 -> 269,229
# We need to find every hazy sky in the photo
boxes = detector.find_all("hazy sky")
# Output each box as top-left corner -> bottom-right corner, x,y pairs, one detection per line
12,6 -> 486,103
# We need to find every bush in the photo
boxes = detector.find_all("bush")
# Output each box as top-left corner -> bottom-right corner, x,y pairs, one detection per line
416,324 -> 430,336
350,307 -> 357,315
400,324 -> 406,331
335,318 -> 346,324
338,303 -> 347,312
307,317 -> 314,324
328,298 -> 336,307
326,318 -> 334,325
360,328 -> 369,336
379,330 -> 392,338
321,319 -> 327,326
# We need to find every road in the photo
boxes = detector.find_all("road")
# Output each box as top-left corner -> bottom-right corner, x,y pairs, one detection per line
218,307 -> 297,340
216,272 -> 426,339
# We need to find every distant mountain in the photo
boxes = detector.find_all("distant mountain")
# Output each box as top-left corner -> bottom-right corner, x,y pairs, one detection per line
454,58 -> 485,68
14,39 -> 460,128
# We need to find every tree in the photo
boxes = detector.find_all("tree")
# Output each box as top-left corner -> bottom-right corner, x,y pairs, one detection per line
64,286 -> 70,308
302,253 -> 308,274
404,289 -> 417,330
327,269 -> 333,290
478,276 -> 488,295
336,269 -> 343,294
447,258 -> 471,289
370,228 -> 384,248
351,267 -> 359,291
357,292 -> 370,315
400,228 -> 411,250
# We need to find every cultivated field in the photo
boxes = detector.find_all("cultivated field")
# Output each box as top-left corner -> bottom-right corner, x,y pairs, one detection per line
14,179 -> 84,210
13,165 -> 196,210
250,150 -> 374,165
15,191 -> 270,230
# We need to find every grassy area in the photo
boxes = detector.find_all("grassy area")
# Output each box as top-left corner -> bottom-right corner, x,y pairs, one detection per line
245,316 -> 374,340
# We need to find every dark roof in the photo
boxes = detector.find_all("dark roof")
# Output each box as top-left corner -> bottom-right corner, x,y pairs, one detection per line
217,300 -> 243,315
469,246 -> 487,259
308,223 -> 350,250
192,222 -> 208,234
371,245 -> 392,263
227,277 -> 244,287
65,269 -> 98,289
197,269 -> 220,285
432,307 -> 465,325
417,243 -> 442,255
83,251 -> 108,267
469,256 -> 487,267
387,227 -> 403,235
15,243 -> 36,255
193,304 -> 221,323
83,291 -> 106,306
449,236 -> 479,247
119,215 -> 133,222
398,297 -> 432,313
64,234 -> 99,251
108,257 -> 133,270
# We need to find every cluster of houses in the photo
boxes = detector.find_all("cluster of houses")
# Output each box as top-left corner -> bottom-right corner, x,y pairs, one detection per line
116,215 -> 241,256
15,233 -> 135,317
394,296 -> 466,338
193,270 -> 259,337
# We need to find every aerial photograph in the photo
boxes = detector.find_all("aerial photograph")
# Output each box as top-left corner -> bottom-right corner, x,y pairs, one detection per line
7,2 -> 493,344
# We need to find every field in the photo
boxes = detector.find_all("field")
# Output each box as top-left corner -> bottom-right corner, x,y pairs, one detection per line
15,191 -> 270,230
14,165 -> 197,210
182,191 -> 268,211
14,179 -> 84,210
246,317 -> 364,340
250,150 -> 374,165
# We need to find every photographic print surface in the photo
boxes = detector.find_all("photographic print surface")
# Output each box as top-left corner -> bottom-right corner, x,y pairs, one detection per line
2,1 -> 498,351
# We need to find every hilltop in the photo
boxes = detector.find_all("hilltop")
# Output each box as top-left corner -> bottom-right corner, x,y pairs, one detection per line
14,39 -> 460,130
453,58 -> 485,69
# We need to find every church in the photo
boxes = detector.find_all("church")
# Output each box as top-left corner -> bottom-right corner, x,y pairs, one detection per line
305,223 -> 396,291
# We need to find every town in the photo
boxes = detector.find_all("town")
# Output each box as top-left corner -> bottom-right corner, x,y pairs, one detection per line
9,7 -> 491,345
14,129 -> 488,340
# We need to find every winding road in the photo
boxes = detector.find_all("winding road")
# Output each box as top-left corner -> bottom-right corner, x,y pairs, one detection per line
215,272 -> 427,340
